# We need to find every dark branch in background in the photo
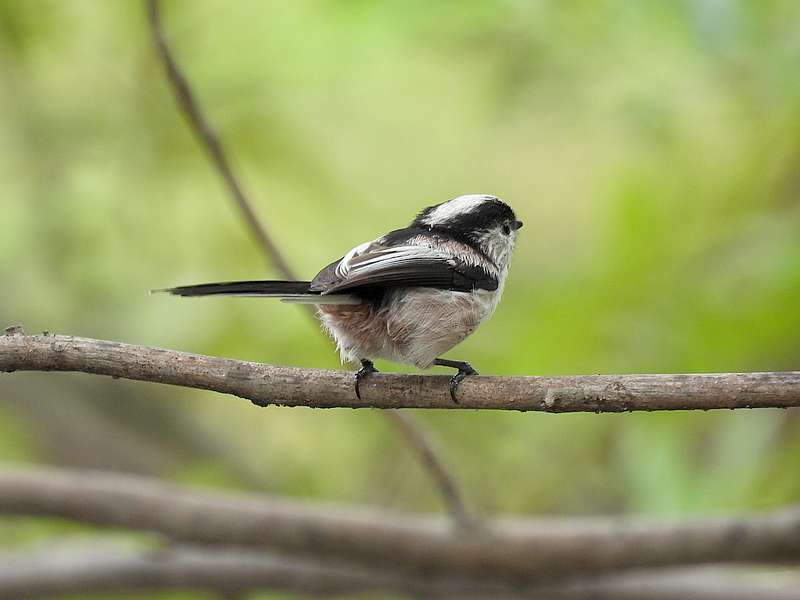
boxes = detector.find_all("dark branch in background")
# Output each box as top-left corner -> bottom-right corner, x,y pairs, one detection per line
145,0 -> 291,278
2,542 -> 798,600
1,381 -> 181,475
1,467 -> 799,581
3,331 -> 800,412
383,410 -> 477,530
0,542 -> 471,600
144,0 -> 476,528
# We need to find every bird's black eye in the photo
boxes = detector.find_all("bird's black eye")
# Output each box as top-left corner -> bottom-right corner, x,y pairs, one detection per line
502,224 -> 511,235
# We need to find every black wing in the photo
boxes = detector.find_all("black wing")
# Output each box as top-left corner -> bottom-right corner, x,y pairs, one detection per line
309,241 -> 498,295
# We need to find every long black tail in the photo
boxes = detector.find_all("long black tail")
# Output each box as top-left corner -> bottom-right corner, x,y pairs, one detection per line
155,280 -> 313,297
153,280 -> 361,305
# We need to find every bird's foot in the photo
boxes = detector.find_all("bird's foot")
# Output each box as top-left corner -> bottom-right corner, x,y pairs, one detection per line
448,363 -> 478,404
355,359 -> 378,400
433,358 -> 478,403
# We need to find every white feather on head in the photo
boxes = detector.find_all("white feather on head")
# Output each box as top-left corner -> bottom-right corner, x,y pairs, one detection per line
419,194 -> 499,227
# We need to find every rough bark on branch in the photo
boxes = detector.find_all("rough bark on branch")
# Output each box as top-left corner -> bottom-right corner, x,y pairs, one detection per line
2,330 -> 800,412
1,466 -> 798,581
1,542 -> 798,600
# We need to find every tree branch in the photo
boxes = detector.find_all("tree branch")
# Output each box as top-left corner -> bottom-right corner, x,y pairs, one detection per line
383,410 -> 478,530
0,542 -> 468,600
145,0 -> 292,278
144,0 -> 476,529
1,466 -> 798,581
3,330 -> 800,412
2,541 -> 798,600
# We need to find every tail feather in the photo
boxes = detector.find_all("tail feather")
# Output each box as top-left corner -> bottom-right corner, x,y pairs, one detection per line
154,280 -> 313,297
153,280 -> 361,305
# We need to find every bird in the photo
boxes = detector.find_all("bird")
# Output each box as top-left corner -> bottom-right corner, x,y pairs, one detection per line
158,194 -> 522,402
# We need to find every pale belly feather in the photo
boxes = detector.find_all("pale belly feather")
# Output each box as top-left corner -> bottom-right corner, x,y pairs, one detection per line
317,286 -> 501,369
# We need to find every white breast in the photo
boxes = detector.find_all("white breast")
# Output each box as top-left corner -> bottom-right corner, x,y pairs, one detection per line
380,285 -> 503,369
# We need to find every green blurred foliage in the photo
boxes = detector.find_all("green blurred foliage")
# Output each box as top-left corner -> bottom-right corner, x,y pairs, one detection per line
1,0 -> 800,597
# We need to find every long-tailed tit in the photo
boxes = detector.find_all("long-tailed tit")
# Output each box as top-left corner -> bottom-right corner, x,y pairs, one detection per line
159,194 -> 522,401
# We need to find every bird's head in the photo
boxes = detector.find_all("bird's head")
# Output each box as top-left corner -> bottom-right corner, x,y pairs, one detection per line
412,194 -> 523,270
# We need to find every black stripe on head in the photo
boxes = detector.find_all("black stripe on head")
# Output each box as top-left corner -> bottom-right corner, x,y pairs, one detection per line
413,195 -> 517,234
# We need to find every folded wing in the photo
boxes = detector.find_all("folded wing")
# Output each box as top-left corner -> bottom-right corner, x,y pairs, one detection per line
310,242 -> 498,295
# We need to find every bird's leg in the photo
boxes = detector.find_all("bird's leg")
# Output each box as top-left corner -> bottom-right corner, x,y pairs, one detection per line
354,359 -> 378,400
433,358 -> 478,403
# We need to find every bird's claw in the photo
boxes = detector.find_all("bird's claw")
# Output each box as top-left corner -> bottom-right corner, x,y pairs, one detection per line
355,359 -> 378,400
448,362 -> 477,403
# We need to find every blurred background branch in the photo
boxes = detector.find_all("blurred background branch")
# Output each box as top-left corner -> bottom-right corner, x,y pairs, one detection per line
145,0 -> 291,278
2,541 -> 799,600
0,466 -> 799,581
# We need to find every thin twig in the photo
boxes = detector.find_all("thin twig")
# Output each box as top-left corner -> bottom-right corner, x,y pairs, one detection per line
3,332 -> 800,412
144,0 -> 477,529
0,466 -> 799,580
383,410 -> 478,531
145,0 -> 292,278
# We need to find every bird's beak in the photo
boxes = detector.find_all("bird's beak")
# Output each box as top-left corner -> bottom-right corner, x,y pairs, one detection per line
512,220 -> 523,230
